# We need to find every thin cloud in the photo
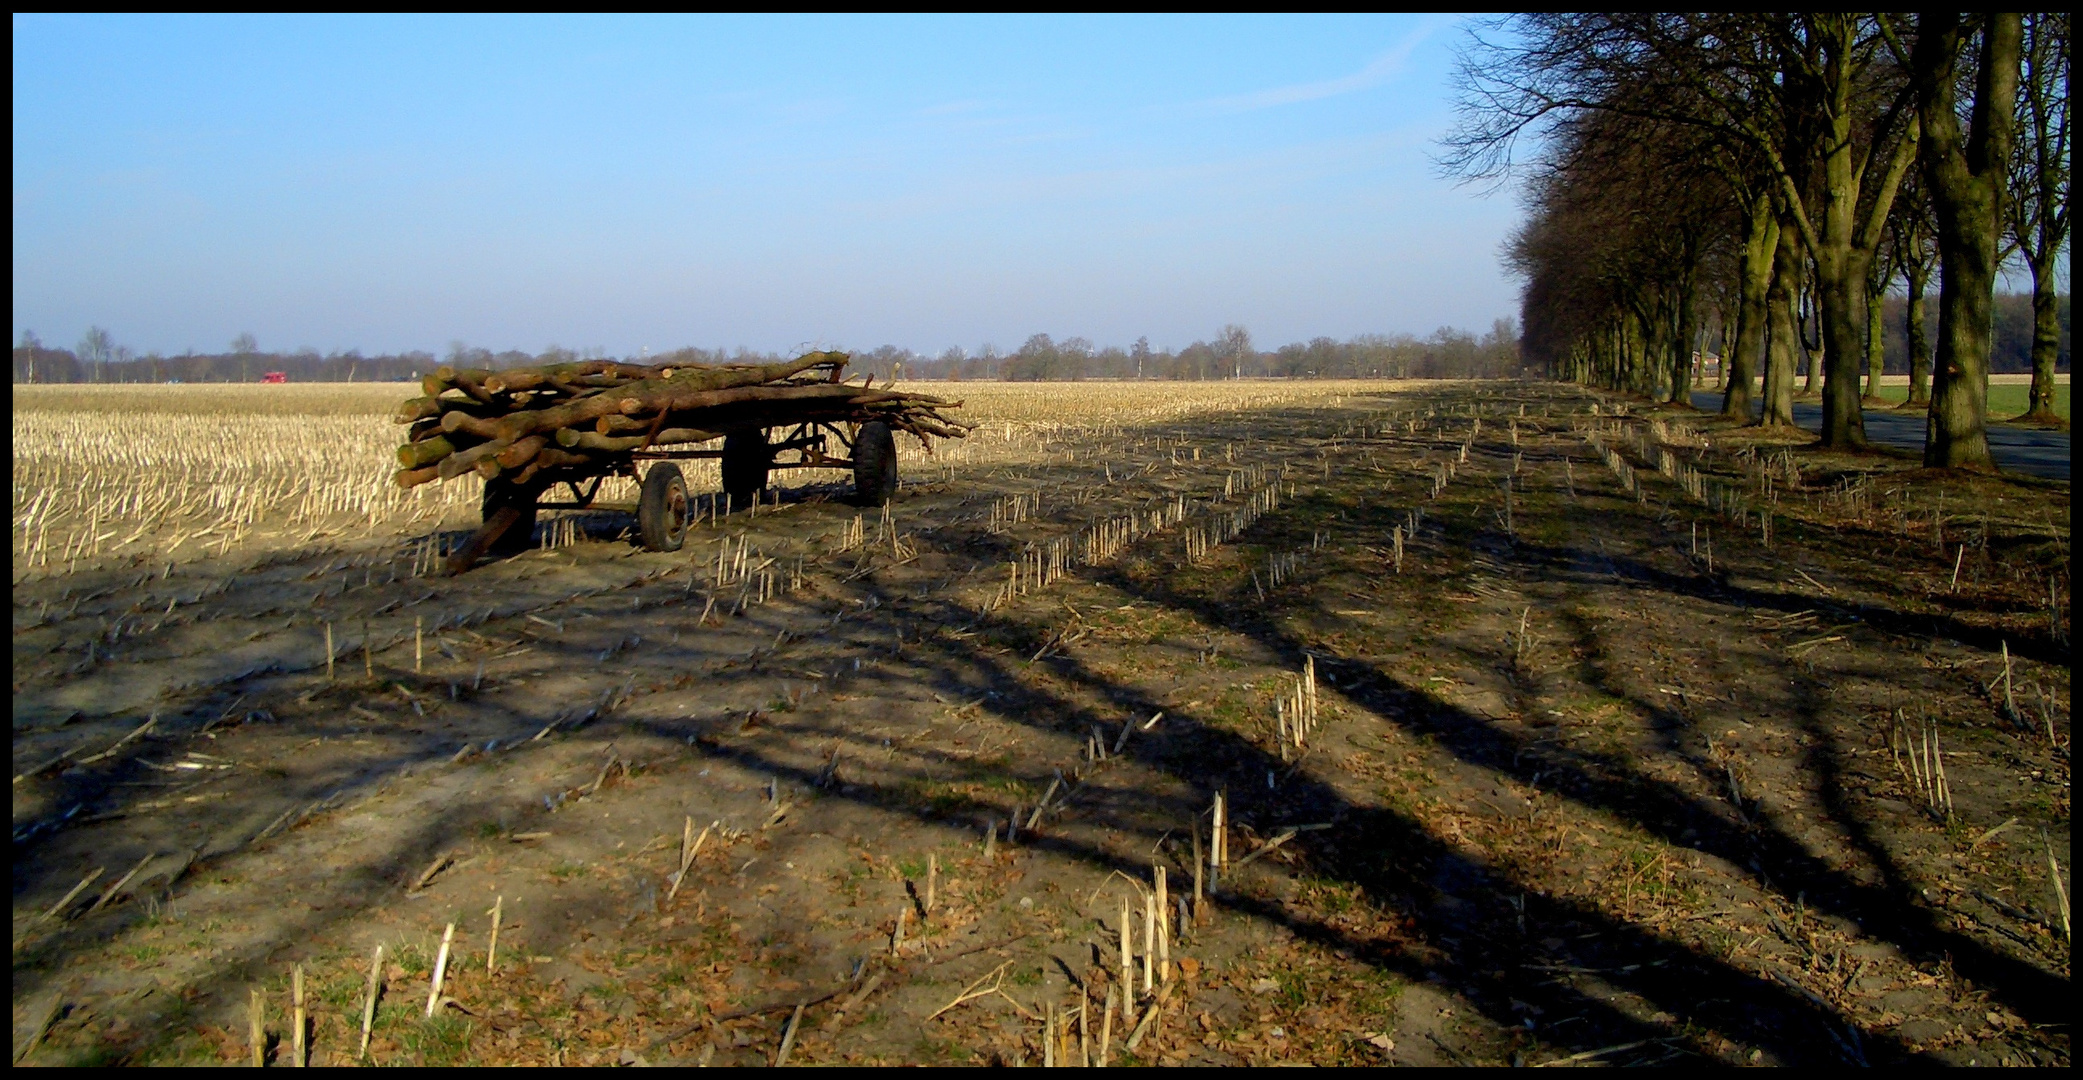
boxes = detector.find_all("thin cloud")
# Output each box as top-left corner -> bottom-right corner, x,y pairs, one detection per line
917,99 -> 997,116
1197,21 -> 1441,113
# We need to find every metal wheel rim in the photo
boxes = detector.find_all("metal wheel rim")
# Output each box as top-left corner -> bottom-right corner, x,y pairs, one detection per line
665,482 -> 688,546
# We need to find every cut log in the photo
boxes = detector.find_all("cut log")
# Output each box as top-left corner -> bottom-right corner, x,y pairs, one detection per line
428,365 -> 495,393
440,409 -> 507,439
398,436 -> 456,469
513,448 -> 596,486
396,396 -> 445,424
395,465 -> 441,489
484,360 -> 668,394
491,354 -> 851,441
439,437 -> 514,481
567,428 -> 723,452
495,435 -> 549,470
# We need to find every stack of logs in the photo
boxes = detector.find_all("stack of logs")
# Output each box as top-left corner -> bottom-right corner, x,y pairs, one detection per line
393,351 -> 969,489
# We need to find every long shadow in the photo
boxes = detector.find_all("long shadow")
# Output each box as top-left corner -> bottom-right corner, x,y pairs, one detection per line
1499,530 -> 2069,669
649,579 -> 1906,1064
676,461 -> 1972,1062
476,408 -> 1940,1065
1091,472 -> 2066,1030
15,389 -> 2037,1066
12,581 -> 906,1063
1547,581 -> 2071,1010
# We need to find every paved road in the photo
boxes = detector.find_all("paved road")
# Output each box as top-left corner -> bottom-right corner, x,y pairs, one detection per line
1689,391 -> 2070,481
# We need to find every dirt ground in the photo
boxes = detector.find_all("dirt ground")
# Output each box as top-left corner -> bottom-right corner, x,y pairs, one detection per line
12,381 -> 2070,1066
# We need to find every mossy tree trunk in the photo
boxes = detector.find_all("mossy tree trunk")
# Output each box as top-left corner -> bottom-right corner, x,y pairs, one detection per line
1914,12 -> 2021,469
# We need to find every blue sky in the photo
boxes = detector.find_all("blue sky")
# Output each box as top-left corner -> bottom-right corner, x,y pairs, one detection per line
12,14 -> 1522,358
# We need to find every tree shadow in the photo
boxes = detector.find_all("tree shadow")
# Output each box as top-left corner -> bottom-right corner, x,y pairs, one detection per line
1073,460 -> 2064,1035
14,388 -> 2055,1068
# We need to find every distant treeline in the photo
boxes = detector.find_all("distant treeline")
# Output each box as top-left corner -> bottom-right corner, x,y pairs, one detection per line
11,321 -> 1525,384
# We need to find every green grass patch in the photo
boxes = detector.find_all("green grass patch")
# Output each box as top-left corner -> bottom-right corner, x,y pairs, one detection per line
392,941 -> 431,977
397,1010 -> 474,1065
1209,691 -> 1250,725
914,1035 -> 975,1063
893,778 -> 981,816
1855,381 -> 2068,422
1298,876 -> 1364,916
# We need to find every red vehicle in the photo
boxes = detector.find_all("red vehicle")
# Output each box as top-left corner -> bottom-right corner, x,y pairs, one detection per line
260,372 -> 288,384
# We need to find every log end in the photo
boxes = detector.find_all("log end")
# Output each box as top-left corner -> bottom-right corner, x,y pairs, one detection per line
395,396 -> 443,424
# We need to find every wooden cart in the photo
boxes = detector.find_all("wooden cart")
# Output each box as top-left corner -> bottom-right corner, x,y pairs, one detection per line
448,414 -> 901,574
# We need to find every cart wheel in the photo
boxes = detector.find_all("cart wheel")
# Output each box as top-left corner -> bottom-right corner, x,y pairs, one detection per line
853,421 -> 899,506
721,429 -> 772,511
481,477 -> 540,555
638,463 -> 690,552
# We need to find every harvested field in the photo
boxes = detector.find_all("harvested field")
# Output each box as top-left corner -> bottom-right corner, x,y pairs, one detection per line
11,380 -> 2070,1066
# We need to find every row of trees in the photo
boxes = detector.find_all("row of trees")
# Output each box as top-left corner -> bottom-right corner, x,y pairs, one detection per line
1452,13 -> 2070,468
13,322 -> 1526,385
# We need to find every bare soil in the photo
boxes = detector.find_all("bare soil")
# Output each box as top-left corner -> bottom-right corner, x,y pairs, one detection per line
12,381 -> 2070,1066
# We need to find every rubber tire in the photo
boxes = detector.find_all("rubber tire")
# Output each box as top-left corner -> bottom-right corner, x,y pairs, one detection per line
481,477 -> 540,556
853,421 -> 899,506
638,463 -> 690,552
721,430 -> 772,511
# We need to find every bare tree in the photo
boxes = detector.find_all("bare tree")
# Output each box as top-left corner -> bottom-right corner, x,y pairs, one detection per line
78,326 -> 114,383
1449,15 -> 1921,445
1786,17 -> 1922,447
1215,325 -> 1253,380
1762,212 -> 1804,427
15,330 -> 40,383
1722,188 -> 1779,420
2004,11 -> 2071,426
1887,173 -> 1941,407
231,332 -> 258,382
1492,99 -> 1737,405
1909,12 -> 2023,469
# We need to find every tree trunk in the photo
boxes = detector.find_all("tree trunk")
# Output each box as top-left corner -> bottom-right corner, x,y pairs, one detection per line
1608,320 -> 1625,391
1902,264 -> 1933,407
1863,288 -> 1889,403
1714,311 -> 1730,392
1800,271 -> 1823,397
2018,252 -> 2066,425
1800,18 -> 1921,447
1669,265 -> 1699,407
1723,196 -> 1776,421
1813,152 -> 1868,448
1761,221 -> 1801,428
1915,12 -> 2020,469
